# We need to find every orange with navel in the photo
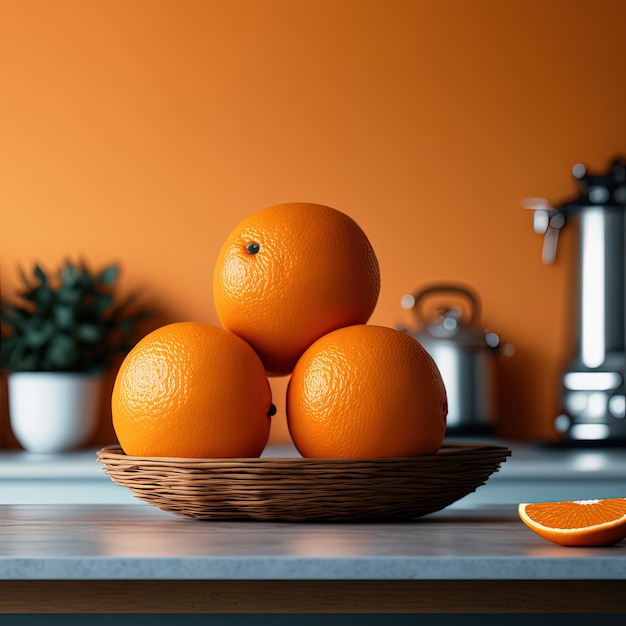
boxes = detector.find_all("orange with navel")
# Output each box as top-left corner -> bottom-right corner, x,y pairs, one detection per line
286,324 -> 448,458
212,202 -> 380,375
111,322 -> 273,458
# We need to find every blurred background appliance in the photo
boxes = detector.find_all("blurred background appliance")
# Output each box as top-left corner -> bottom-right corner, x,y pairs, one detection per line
398,283 -> 510,436
523,157 -> 626,443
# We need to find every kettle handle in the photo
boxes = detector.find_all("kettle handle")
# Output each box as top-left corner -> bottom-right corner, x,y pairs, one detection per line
402,283 -> 481,325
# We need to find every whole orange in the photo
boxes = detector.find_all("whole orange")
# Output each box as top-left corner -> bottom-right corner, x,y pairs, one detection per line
111,322 -> 273,458
286,324 -> 448,458
212,202 -> 380,375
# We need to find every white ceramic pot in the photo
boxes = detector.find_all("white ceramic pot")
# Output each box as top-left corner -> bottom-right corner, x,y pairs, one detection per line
8,372 -> 103,453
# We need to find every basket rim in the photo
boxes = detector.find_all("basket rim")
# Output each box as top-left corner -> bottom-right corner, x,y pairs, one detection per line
96,441 -> 511,467
96,442 -> 512,521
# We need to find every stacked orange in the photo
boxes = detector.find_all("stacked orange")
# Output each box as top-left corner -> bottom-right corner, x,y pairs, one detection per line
112,202 -> 448,459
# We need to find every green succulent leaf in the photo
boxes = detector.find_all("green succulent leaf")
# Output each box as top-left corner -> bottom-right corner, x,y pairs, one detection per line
34,285 -> 53,315
53,304 -> 75,329
24,320 -> 55,349
77,324 -> 103,344
94,294 -> 113,313
98,264 -> 119,285
45,332 -> 80,369
56,285 -> 83,305
34,264 -> 47,286
0,335 -> 18,366
1,303 -> 29,329
61,260 -> 80,288
78,268 -> 94,291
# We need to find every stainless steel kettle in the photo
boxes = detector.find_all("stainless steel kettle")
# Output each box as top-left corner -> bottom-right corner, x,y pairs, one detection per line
398,283 -> 509,435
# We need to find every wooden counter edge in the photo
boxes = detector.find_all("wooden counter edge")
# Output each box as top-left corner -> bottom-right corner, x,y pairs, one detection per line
1,579 -> 625,613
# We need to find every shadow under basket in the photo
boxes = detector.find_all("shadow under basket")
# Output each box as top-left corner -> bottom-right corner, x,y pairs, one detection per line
96,442 -> 511,522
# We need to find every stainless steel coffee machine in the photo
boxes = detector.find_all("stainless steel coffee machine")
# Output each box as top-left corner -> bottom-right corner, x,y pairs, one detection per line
523,158 -> 626,442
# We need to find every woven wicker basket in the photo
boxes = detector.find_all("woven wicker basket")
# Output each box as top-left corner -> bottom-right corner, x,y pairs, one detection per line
97,442 -> 510,522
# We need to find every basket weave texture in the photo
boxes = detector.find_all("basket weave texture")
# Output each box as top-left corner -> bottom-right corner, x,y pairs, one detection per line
97,442 -> 511,522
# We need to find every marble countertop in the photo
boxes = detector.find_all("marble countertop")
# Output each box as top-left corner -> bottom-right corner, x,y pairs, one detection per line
1,503 -> 625,581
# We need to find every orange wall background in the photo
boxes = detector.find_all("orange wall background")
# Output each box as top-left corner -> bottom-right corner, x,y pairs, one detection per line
1,0 -> 626,447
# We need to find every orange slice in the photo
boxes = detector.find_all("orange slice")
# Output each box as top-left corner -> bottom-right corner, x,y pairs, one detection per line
518,498 -> 626,547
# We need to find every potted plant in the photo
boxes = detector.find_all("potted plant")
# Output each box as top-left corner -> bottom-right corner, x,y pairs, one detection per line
1,259 -> 150,453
